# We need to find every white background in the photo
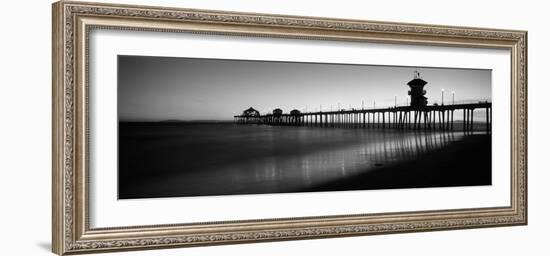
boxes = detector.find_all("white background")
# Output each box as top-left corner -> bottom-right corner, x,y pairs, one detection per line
0,0 -> 547,255
90,29 -> 510,227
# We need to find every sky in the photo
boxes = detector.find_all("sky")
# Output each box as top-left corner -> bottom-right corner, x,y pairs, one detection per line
118,55 -> 491,121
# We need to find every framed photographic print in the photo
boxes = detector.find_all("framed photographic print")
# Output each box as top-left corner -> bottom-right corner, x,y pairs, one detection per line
52,1 -> 527,255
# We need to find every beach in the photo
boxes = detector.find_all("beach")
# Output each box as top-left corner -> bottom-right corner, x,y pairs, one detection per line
118,122 -> 491,199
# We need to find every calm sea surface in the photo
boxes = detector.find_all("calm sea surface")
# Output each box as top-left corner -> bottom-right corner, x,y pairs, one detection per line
119,123 -> 491,199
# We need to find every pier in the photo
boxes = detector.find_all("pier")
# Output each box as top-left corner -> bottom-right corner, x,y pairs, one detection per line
234,102 -> 491,132
234,71 -> 492,132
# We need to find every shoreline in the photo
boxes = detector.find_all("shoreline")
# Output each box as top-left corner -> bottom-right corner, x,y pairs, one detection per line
118,123 -> 491,199
308,134 -> 491,192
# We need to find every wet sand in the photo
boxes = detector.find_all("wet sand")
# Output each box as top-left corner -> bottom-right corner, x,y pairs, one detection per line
309,134 -> 491,192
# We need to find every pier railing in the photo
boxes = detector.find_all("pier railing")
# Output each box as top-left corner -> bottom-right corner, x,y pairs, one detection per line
234,102 -> 491,132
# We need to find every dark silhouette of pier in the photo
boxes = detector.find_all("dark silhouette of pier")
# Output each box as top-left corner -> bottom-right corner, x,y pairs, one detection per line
234,102 -> 491,132
234,71 -> 492,132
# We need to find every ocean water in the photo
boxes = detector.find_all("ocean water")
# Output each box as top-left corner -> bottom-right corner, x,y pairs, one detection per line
118,123 -> 491,199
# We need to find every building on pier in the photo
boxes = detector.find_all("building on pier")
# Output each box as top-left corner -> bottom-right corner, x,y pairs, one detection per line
243,107 -> 260,117
270,108 -> 284,125
407,71 -> 428,108
289,109 -> 302,125
235,107 -> 261,124
273,108 -> 283,116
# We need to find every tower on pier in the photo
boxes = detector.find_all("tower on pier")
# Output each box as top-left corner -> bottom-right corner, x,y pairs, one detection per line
407,70 -> 428,108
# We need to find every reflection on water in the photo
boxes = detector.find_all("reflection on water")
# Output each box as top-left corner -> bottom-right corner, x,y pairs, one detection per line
119,123 -> 489,198
215,131 -> 466,194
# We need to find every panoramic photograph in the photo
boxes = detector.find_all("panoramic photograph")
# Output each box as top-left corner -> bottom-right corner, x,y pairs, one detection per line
117,55 -> 492,199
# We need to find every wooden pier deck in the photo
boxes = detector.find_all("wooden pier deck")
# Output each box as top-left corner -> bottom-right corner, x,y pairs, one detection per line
234,102 -> 491,131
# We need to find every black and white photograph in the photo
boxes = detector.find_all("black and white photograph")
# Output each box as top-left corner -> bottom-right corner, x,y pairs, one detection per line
118,56 -> 492,199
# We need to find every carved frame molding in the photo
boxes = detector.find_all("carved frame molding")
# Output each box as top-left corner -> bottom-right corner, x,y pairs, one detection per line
52,1 -> 527,255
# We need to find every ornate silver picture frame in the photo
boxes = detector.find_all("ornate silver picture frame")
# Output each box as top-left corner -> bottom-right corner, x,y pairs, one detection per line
52,1 -> 527,255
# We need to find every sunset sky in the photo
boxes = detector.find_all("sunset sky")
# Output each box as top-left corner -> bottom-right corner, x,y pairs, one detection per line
118,55 -> 491,121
